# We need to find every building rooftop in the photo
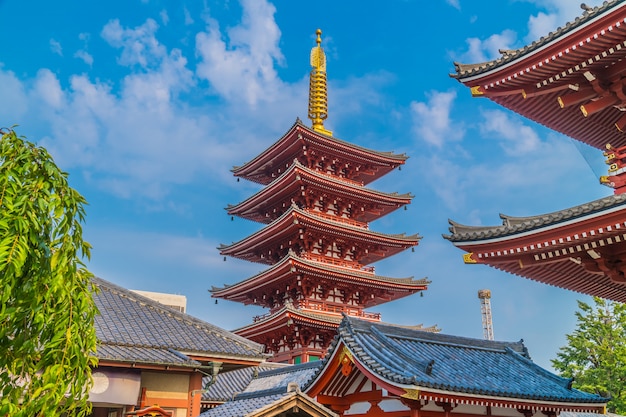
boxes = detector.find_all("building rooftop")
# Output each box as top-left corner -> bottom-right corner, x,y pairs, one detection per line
93,277 -> 268,369
316,316 -> 606,404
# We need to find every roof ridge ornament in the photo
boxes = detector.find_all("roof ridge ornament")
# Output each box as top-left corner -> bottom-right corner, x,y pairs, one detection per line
308,29 -> 333,137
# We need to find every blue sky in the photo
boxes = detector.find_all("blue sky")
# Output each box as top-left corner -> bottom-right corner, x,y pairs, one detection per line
0,0 -> 612,370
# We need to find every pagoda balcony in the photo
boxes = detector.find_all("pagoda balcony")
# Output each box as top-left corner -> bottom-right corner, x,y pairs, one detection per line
301,253 -> 375,274
252,300 -> 381,323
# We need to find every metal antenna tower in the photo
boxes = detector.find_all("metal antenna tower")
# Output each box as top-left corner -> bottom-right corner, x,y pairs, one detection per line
478,289 -> 494,341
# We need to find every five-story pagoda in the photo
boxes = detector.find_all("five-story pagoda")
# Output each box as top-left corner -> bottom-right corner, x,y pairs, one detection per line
213,30 -> 430,364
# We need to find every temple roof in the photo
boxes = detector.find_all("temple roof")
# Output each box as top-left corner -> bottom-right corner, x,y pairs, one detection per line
219,205 -> 420,265
200,362 -> 334,417
451,1 -> 626,150
443,193 -> 626,302
227,159 -> 413,223
445,193 -> 626,242
451,2 -> 623,81
211,252 -> 429,308
94,277 -> 268,370
202,363 -> 289,403
307,316 -> 606,407
232,119 -> 408,185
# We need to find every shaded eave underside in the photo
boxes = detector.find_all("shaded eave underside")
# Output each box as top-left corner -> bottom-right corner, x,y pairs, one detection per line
233,306 -> 343,337
212,253 -> 428,292
452,1 -> 626,150
219,206 -> 421,259
227,160 -> 413,222
445,196 -> 626,302
473,256 -> 626,302
232,120 -> 408,185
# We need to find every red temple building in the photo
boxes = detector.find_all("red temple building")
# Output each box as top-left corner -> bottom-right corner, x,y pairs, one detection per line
213,30 -> 430,364
446,1 -> 626,301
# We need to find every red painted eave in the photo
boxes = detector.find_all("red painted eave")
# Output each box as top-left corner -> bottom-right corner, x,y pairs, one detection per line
453,4 -> 626,150
232,121 -> 408,186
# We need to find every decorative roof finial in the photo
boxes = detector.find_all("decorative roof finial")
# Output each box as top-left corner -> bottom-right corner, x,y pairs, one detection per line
308,29 -> 332,136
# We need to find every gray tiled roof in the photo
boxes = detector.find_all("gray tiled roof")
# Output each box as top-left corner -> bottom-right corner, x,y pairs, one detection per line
239,361 -> 322,397
444,193 -> 626,242
200,393 -> 288,417
325,316 -> 606,404
200,362 -> 325,417
202,363 -> 289,403
93,277 -> 267,365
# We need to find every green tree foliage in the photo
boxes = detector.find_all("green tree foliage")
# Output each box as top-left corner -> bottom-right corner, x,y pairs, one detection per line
552,297 -> 626,413
0,128 -> 98,416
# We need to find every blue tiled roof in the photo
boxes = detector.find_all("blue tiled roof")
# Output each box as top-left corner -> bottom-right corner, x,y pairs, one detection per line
238,361 -> 322,398
93,277 -> 267,365
200,362 -> 330,417
330,316 -> 606,404
200,393 -> 288,417
202,363 -> 288,402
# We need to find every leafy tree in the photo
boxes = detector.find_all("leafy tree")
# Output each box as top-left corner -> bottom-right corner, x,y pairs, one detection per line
552,297 -> 626,413
0,128 -> 98,416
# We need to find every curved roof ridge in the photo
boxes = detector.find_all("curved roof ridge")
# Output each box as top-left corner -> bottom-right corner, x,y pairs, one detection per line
291,205 -> 422,241
451,0 -> 621,79
213,252 -> 426,294
346,317 -> 528,355
219,204 -> 421,252
503,346 -> 575,391
232,119 -> 409,178
228,159 -> 414,214
293,253 -> 429,285
445,193 -> 626,242
232,305 -> 344,334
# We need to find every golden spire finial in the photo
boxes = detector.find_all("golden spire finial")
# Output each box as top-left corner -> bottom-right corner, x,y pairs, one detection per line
308,29 -> 332,136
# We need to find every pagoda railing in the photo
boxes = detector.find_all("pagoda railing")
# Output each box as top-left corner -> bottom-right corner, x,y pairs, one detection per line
298,300 -> 381,320
305,209 -> 368,229
301,253 -> 375,274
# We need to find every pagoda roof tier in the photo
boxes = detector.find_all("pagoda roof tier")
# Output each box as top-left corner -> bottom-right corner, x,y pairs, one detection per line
227,160 -> 413,224
219,205 -> 421,265
232,119 -> 409,185
451,1 -> 626,150
210,252 -> 429,309
444,193 -> 626,301
234,304 -> 437,342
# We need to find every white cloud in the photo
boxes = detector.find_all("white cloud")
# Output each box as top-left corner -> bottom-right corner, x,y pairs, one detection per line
0,68 -> 28,123
413,132 -> 590,215
446,0 -> 460,10
33,69 -> 65,109
526,12 -> 559,43
195,0 -> 284,106
101,18 -> 167,69
410,90 -> 464,148
183,7 -> 194,25
50,39 -> 63,56
74,50 -> 94,66
479,109 -> 540,155
524,1 -> 605,43
160,9 -> 169,26
1,0 -> 399,204
460,30 -> 517,63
